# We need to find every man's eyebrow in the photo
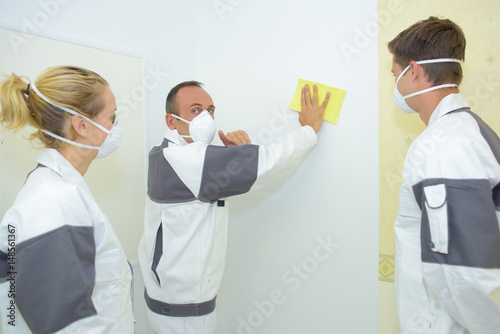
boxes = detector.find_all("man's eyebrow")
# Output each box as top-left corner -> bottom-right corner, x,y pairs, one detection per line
189,103 -> 216,109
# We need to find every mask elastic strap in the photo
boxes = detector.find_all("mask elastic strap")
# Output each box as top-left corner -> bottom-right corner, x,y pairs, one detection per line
41,130 -> 100,150
396,65 -> 410,86
170,113 -> 191,124
400,58 -> 461,99
30,83 -> 110,134
403,84 -> 458,99
170,113 -> 192,138
416,58 -> 461,65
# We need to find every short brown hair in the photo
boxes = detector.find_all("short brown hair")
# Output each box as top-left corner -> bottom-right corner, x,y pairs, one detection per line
388,16 -> 466,85
165,80 -> 204,115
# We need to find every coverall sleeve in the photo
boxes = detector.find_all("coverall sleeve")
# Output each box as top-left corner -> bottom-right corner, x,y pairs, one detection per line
2,183 -> 125,334
411,124 -> 500,268
410,123 -> 500,331
165,125 -> 317,202
15,225 -> 97,334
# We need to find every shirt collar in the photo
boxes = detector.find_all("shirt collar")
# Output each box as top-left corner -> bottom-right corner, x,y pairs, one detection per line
428,93 -> 470,126
36,148 -> 85,184
164,126 -> 189,146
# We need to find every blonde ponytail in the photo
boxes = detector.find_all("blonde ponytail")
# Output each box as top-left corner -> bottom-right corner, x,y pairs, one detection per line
0,66 -> 109,149
0,73 -> 32,131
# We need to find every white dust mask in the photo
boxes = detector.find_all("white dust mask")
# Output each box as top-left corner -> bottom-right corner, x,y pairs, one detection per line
171,110 -> 216,144
93,122 -> 122,159
393,58 -> 461,113
31,83 -> 122,159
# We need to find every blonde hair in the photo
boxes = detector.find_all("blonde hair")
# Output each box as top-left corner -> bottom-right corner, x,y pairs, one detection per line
0,65 -> 108,148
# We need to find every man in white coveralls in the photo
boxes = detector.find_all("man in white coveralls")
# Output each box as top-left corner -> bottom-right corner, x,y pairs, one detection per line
138,80 -> 330,333
389,16 -> 500,333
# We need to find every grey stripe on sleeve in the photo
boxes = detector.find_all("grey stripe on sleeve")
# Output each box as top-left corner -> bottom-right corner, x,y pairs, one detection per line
0,250 -> 7,282
464,110 -> 500,165
16,225 -> 97,334
464,110 -> 500,209
413,178 -> 500,268
148,139 -> 197,204
198,144 -> 259,202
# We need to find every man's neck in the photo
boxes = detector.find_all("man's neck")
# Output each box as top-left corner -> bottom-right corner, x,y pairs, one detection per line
418,88 -> 459,126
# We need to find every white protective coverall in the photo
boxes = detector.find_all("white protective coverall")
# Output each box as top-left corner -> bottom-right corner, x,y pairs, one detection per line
395,93 -> 500,334
138,124 -> 318,333
0,149 -> 134,334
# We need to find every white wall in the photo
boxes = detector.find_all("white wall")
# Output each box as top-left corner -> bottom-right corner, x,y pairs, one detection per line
0,0 -> 379,333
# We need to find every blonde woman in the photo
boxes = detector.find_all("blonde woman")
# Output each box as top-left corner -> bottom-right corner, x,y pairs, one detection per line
0,66 -> 134,333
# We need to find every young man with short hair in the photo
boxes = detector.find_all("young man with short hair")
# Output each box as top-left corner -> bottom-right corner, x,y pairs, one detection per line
389,16 -> 500,333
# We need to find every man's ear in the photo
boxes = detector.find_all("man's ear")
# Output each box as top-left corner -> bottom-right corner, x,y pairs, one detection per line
409,60 -> 421,82
166,114 -> 177,130
71,115 -> 88,137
